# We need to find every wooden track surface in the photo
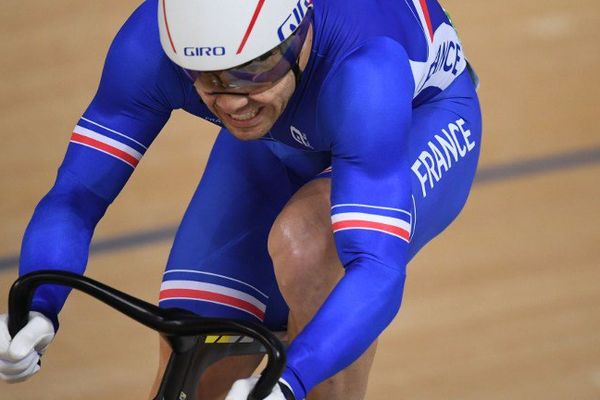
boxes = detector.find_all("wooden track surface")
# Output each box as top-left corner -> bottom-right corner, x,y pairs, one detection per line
1,1 -> 599,399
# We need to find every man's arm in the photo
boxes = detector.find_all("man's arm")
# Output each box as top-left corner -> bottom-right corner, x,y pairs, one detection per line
21,170 -> 111,329
282,38 -> 416,398
19,0 -> 187,328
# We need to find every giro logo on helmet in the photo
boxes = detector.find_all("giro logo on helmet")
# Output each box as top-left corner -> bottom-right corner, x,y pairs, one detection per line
159,0 -> 313,73
183,47 -> 227,57
277,0 -> 313,41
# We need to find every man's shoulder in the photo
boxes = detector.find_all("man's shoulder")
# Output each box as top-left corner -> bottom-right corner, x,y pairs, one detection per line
96,0 -> 188,111
321,36 -> 412,101
108,0 -> 167,76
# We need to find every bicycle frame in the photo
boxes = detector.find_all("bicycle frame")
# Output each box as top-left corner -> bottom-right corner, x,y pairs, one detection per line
7,270 -> 286,400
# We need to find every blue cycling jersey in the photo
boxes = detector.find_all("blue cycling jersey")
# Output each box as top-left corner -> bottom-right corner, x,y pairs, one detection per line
20,0 -> 481,398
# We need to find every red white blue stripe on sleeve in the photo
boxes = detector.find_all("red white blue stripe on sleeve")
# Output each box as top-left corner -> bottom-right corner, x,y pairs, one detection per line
331,204 -> 412,242
70,117 -> 147,168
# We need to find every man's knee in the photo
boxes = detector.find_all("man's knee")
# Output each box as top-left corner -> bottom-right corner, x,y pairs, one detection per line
267,179 -> 339,303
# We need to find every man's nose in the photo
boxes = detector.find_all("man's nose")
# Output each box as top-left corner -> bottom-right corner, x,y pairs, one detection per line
215,94 -> 250,113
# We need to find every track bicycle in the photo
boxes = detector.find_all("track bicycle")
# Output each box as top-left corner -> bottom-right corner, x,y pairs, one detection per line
7,270 -> 286,400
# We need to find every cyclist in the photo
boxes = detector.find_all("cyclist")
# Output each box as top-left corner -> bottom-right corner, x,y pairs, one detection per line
0,1 -> 481,399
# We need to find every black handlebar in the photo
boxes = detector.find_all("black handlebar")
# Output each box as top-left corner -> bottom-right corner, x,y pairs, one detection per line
8,270 -> 286,400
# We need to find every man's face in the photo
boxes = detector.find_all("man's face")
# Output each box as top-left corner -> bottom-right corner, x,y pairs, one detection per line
194,72 -> 297,141
193,25 -> 313,141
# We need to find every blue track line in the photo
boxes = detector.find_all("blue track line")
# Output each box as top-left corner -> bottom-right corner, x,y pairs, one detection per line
1,146 -> 599,271
475,147 -> 600,184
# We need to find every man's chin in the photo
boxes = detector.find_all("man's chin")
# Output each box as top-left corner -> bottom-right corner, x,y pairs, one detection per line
225,124 -> 270,141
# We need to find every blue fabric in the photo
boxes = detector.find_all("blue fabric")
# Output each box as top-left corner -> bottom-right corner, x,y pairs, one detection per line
282,70 -> 481,398
20,170 -> 109,330
18,0 -> 481,397
160,132 -> 294,330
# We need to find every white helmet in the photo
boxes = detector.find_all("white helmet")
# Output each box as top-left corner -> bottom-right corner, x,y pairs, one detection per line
158,0 -> 313,72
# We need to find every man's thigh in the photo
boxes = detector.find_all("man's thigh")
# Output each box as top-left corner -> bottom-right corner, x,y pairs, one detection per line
160,130 -> 293,331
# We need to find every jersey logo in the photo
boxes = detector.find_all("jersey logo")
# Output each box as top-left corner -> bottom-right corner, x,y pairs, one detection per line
409,23 -> 467,97
411,117 -> 477,198
290,125 -> 313,149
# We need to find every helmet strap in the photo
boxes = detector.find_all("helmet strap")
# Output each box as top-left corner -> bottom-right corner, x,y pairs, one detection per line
291,19 -> 312,89
292,61 -> 302,87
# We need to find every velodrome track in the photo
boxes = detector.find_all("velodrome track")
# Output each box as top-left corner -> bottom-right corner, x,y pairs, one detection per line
1,0 -> 599,399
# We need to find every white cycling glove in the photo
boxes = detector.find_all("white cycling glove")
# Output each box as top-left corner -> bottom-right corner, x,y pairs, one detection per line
226,376 -> 297,400
0,312 -> 55,383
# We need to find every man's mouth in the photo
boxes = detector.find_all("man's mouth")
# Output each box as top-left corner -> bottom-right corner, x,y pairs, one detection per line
229,108 -> 259,121
223,107 -> 265,129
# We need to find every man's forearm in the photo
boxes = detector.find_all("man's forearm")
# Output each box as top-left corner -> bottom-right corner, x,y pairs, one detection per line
20,169 -> 109,329
282,257 -> 406,399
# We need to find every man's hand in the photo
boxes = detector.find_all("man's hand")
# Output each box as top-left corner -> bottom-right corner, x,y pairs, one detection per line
0,312 -> 55,383
225,377 -> 297,400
